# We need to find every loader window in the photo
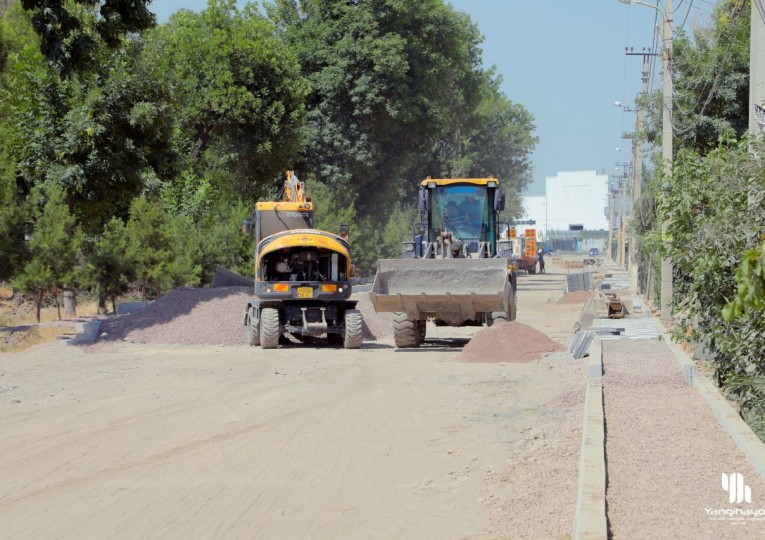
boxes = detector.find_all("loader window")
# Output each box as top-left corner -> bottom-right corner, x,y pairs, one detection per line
433,185 -> 491,242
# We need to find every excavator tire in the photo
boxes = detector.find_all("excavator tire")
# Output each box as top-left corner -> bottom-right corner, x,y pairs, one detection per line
246,309 -> 260,346
393,312 -> 421,348
343,309 -> 363,349
260,308 -> 281,349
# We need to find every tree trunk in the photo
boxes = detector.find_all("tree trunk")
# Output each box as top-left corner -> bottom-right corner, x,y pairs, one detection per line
63,289 -> 76,317
98,290 -> 107,314
111,296 -> 117,315
54,292 -> 61,320
36,289 -> 43,323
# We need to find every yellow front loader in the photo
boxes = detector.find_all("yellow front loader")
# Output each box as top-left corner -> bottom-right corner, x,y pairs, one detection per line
369,177 -> 517,348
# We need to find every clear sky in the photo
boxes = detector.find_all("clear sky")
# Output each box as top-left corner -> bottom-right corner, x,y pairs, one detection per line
148,0 -> 712,195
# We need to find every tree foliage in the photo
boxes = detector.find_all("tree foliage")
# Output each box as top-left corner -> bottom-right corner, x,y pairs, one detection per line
145,0 -> 307,201
641,0 -> 750,155
265,0 -> 495,217
1,8 -> 176,233
84,217 -> 134,313
20,0 -> 155,74
13,184 -> 83,321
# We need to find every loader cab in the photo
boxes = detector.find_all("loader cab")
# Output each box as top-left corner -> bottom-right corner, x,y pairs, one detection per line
417,178 -> 503,257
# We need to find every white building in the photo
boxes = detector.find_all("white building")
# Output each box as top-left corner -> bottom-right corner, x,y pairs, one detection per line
521,170 -> 609,251
522,170 -> 608,233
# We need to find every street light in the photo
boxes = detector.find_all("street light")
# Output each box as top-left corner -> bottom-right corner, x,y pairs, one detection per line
618,0 -> 673,323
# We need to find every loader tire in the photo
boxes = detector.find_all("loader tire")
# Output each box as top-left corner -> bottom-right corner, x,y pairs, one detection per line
393,312 -> 421,348
260,308 -> 281,349
246,309 -> 260,346
344,309 -> 363,349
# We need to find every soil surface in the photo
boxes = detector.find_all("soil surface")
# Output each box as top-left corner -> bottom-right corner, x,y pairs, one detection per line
0,266 -> 586,539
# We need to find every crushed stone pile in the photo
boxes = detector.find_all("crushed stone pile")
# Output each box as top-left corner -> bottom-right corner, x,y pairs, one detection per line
556,290 -> 594,304
354,292 -> 393,340
97,287 -> 253,346
458,321 -> 565,363
93,286 -> 393,347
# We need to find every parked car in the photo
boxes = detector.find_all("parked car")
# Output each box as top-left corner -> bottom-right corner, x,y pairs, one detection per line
588,247 -> 599,257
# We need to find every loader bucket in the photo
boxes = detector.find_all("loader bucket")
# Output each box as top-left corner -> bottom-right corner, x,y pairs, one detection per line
369,258 -> 510,324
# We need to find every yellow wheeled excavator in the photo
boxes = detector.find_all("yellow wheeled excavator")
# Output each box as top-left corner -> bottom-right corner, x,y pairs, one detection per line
242,171 -> 362,349
369,177 -> 517,348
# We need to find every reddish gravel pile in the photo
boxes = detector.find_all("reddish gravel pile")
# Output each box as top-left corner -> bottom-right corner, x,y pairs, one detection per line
458,321 -> 565,363
92,286 -> 392,347
556,290 -> 594,304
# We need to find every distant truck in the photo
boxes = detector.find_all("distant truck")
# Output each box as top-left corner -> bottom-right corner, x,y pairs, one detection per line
505,228 -> 538,274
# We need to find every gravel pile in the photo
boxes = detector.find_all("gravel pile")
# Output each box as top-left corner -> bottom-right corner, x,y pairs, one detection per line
354,292 -> 393,340
96,287 -> 253,346
91,286 -> 393,347
603,339 -> 765,539
458,321 -> 566,363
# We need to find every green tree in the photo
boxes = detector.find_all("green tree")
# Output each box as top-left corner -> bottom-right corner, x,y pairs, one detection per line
19,0 -> 155,74
13,184 -> 83,321
126,196 -> 174,300
166,214 -> 202,289
144,0 -> 306,202
1,6 -> 176,233
641,0 -> 750,155
265,0 -> 485,218
84,217 -> 134,313
426,69 -> 536,217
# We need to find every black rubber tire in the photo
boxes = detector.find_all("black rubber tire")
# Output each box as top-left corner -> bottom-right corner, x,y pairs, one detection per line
343,309 -> 363,349
508,290 -> 517,321
393,312 -> 421,348
260,308 -> 281,349
246,309 -> 260,346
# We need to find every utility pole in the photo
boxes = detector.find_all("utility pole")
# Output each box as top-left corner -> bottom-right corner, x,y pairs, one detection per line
751,0 -> 765,138
625,48 -> 653,292
607,176 -> 619,261
660,0 -> 673,323
618,0 -> 673,321
616,162 -> 631,267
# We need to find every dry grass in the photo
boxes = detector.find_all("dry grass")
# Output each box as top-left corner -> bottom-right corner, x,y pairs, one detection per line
0,325 -> 72,353
0,287 -> 97,352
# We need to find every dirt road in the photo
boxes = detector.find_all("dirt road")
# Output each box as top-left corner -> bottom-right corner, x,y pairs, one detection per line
0,270 -> 584,539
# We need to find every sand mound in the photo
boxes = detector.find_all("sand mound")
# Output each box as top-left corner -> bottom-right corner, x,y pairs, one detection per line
556,290 -> 594,304
458,321 -> 565,363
